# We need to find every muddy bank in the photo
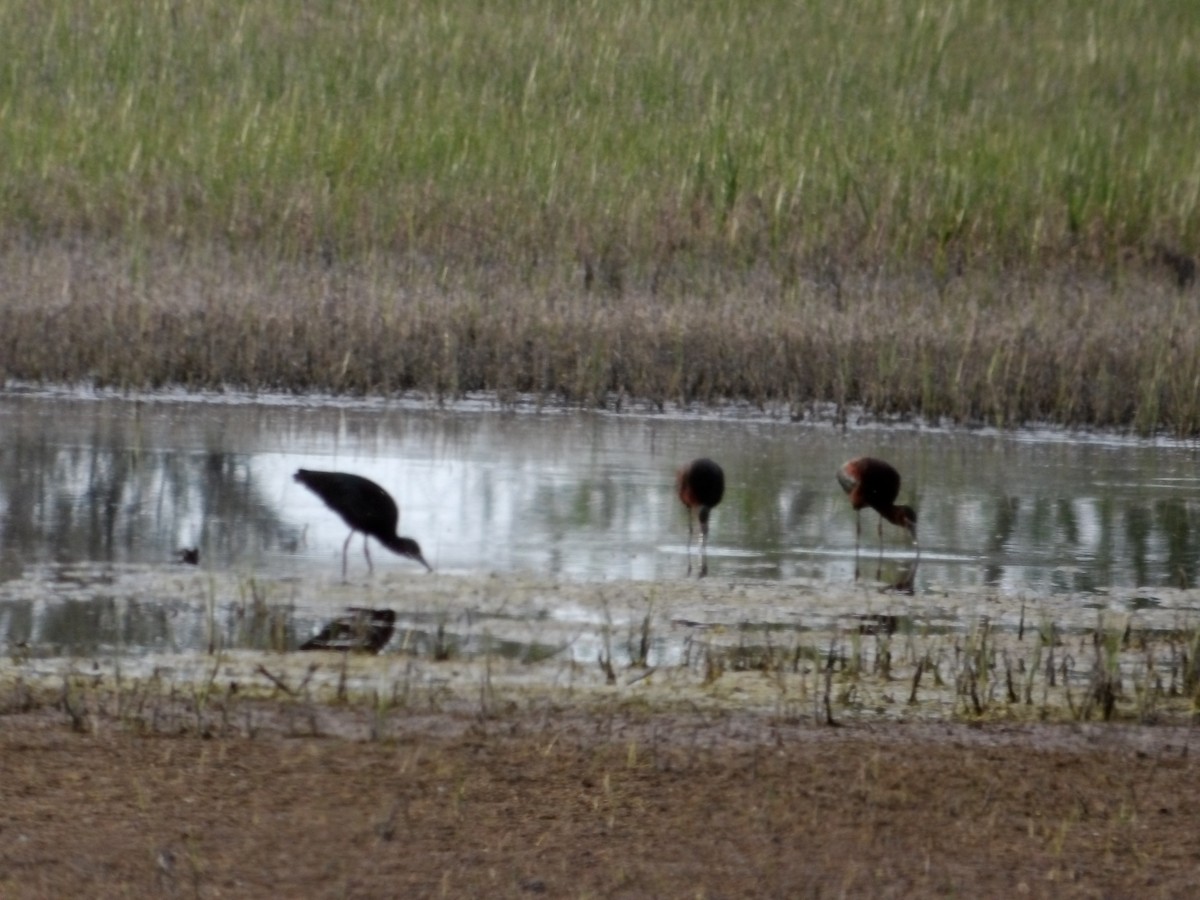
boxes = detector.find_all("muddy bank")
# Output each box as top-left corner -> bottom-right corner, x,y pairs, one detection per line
4,565 -> 1199,896
1,698 -> 1198,898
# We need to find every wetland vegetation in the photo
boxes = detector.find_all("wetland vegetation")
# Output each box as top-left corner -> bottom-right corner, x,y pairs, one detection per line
1,1 -> 1199,431
4,6 -> 1200,890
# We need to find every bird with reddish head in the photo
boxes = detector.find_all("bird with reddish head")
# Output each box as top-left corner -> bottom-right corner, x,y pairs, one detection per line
837,456 -> 918,550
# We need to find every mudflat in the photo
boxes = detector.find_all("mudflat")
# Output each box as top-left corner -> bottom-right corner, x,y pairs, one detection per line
2,698 -> 1197,899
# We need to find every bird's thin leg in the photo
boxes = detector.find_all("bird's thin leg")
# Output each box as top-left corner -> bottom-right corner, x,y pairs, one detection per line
685,515 -> 694,576
850,510 -> 862,580
363,534 -> 374,574
698,521 -> 709,578
341,531 -> 354,581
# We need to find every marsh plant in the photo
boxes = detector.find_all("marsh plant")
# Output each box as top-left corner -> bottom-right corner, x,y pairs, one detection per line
685,609 -> 1200,726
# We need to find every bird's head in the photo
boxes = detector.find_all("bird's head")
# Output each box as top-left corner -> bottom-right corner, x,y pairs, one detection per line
385,535 -> 433,572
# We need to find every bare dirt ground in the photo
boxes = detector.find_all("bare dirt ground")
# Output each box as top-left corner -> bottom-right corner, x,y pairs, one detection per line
3,695 -> 1199,899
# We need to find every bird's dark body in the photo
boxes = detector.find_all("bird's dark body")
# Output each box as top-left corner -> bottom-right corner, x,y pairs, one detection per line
294,469 -> 431,575
296,469 -> 401,537
676,458 -> 726,525
838,457 -> 901,514
300,608 -> 396,654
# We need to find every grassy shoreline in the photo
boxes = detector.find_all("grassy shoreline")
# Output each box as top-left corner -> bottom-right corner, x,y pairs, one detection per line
2,2 -> 1199,431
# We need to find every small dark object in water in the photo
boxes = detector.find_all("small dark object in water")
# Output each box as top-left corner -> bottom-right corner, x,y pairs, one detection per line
300,608 -> 397,654
837,457 -> 918,548
177,547 -> 200,565
294,469 -> 432,578
676,458 -> 725,577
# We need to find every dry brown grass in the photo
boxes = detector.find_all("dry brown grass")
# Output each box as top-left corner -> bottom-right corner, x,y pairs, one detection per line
2,241 -> 1197,434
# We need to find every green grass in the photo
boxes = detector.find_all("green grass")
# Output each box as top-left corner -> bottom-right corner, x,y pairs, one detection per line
1,0 -> 1198,273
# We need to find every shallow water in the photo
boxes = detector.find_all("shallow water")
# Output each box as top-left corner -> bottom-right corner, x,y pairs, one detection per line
2,390 -> 1200,667
3,391 -> 1200,587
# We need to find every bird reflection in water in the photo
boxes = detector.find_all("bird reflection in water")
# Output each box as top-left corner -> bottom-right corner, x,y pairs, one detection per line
849,549 -> 920,594
300,608 -> 397,654
881,557 -> 918,595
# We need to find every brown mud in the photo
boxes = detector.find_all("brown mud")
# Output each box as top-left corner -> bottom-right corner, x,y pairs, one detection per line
2,692 -> 1199,898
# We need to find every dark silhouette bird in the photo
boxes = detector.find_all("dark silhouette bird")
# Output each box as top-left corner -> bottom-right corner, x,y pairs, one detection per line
177,547 -> 200,566
294,469 -> 432,579
677,458 -> 726,576
300,608 -> 396,654
837,456 -> 918,549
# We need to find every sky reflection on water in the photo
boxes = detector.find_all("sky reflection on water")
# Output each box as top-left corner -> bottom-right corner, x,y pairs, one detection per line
2,391 -> 1200,596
